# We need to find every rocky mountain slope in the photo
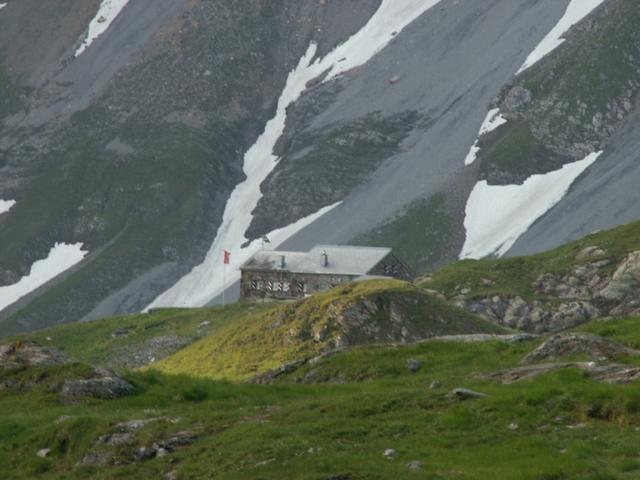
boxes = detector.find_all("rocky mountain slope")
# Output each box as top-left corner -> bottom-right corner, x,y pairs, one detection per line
1,0 -> 640,335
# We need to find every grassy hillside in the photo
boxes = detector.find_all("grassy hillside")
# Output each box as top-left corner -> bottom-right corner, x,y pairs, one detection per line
3,315 -> 640,479
152,280 -> 504,381
420,219 -> 640,301
8,303 -> 275,370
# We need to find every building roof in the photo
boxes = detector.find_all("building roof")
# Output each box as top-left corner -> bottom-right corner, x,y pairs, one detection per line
240,245 -> 392,276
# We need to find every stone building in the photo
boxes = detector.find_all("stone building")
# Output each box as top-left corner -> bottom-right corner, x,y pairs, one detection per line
239,245 -> 414,301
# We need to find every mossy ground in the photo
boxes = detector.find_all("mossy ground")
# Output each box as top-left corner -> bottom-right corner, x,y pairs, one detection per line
152,280 -> 502,381
3,315 -> 640,479
8,303 -> 274,369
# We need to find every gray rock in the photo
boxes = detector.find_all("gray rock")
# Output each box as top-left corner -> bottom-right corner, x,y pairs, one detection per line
165,472 -> 179,480
383,448 -> 397,458
576,246 -> 606,260
429,380 -> 441,389
406,461 -> 423,471
599,251 -> 640,302
250,359 -> 308,384
447,388 -> 488,400
156,447 -> 170,458
406,358 -> 422,373
61,369 -> 134,400
37,448 -> 51,458
136,446 -> 157,461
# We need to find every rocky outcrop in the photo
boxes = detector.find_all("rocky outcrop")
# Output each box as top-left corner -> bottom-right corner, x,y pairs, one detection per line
0,341 -> 69,369
488,362 -> 640,385
80,418 -> 196,466
598,251 -> 640,315
452,249 -> 640,333
523,333 -> 639,364
251,359 -> 308,384
0,340 -> 133,400
61,368 -> 134,401
461,295 -> 600,333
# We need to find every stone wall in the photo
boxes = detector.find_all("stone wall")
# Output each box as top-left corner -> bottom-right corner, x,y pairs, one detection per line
240,270 -> 356,301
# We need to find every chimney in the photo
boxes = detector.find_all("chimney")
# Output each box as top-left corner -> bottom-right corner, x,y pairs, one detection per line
280,255 -> 286,269
321,250 -> 328,267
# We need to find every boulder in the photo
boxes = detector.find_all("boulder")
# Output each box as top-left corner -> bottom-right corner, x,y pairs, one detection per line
406,359 -> 422,373
61,369 -> 134,400
599,251 -> 640,302
37,448 -> 52,458
447,388 -> 488,400
250,359 -> 307,384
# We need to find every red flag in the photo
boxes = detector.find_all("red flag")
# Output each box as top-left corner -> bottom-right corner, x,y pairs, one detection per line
224,250 -> 231,265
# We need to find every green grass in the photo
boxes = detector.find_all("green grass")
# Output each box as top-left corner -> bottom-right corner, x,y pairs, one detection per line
421,219 -> 640,301
3,315 -> 640,479
579,317 -> 640,351
153,280 -> 503,381
6,303 -> 274,370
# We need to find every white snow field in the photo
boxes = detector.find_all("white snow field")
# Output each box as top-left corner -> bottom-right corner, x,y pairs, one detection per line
517,0 -> 606,74
148,0 -> 444,309
460,152 -> 601,260
464,108 -> 507,166
75,0 -> 130,57
0,4 -> 7,11
0,243 -> 88,313
0,199 -> 15,215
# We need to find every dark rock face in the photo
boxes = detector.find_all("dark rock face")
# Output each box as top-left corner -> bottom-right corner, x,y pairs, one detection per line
248,109 -> 421,239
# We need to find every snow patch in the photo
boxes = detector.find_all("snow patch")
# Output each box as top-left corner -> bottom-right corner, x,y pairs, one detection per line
464,108 -> 507,166
517,0 -> 606,74
0,4 -> 7,10
460,152 -> 601,260
0,243 -> 88,313
148,0 -> 443,309
75,0 -> 130,57
0,199 -> 15,215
